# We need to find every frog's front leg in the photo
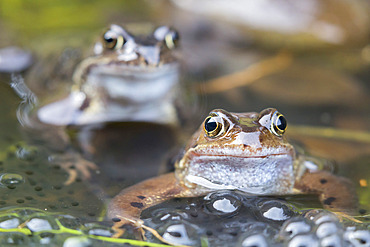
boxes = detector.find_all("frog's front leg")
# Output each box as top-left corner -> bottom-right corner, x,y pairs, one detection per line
294,170 -> 358,212
108,173 -> 205,238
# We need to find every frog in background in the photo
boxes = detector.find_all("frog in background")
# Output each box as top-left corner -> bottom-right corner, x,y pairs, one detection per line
38,24 -> 182,126
22,24 -> 184,185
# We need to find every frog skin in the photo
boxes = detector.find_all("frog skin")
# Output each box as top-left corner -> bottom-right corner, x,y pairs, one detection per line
28,24 -> 181,185
108,108 -> 357,235
37,24 -> 181,126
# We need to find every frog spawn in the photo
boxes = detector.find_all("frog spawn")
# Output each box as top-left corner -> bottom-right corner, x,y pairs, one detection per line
280,210 -> 369,247
141,191 -> 369,246
0,208 -> 118,246
142,190 -> 295,246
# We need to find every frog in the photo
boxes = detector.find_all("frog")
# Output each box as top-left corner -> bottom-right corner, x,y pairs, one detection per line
108,108 -> 358,238
28,24 -> 182,184
37,23 -> 181,126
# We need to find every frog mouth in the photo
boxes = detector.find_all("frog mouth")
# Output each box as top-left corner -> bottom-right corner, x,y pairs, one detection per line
182,151 -> 295,195
85,63 -> 180,103
187,149 -> 293,160
88,61 -> 178,74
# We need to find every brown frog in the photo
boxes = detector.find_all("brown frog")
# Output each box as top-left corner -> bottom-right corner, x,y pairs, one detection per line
37,24 -> 181,126
28,24 -> 182,184
108,108 -> 357,236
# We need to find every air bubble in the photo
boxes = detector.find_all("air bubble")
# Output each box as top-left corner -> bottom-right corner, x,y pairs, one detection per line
0,173 -> 24,187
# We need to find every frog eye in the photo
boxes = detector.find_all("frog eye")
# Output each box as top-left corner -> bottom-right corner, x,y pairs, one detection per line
203,114 -> 226,138
153,26 -> 180,49
102,30 -> 126,50
164,30 -> 180,49
271,113 -> 287,136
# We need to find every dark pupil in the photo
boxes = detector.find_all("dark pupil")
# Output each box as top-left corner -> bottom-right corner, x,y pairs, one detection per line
105,37 -> 114,43
205,118 -> 218,132
103,31 -> 118,49
104,34 -> 116,43
276,116 -> 287,130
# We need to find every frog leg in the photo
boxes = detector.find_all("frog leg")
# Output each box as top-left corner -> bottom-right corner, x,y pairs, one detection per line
108,173 -> 204,239
294,170 -> 358,213
62,157 -> 98,185
50,152 -> 99,185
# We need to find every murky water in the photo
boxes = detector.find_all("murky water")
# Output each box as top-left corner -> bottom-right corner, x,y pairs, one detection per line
0,1 -> 369,246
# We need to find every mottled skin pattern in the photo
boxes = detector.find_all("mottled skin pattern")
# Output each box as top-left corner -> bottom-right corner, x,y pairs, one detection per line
108,108 -> 357,236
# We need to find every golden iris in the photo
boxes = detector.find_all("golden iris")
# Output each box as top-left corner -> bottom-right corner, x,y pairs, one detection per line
204,115 -> 224,138
271,113 -> 287,136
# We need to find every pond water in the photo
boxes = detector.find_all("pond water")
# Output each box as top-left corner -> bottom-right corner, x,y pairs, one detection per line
0,1 -> 369,246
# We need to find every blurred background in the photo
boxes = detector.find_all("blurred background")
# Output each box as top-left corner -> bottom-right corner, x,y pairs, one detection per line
0,0 -> 369,245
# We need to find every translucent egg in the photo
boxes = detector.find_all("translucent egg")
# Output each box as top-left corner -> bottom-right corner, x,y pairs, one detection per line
280,217 -> 312,239
315,221 -> 342,239
344,229 -> 370,247
204,191 -> 242,216
287,233 -> 319,247
162,222 -> 199,246
239,234 -> 269,247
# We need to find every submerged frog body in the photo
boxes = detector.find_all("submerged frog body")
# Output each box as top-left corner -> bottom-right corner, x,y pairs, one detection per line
108,108 -> 357,235
37,24 -> 181,126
